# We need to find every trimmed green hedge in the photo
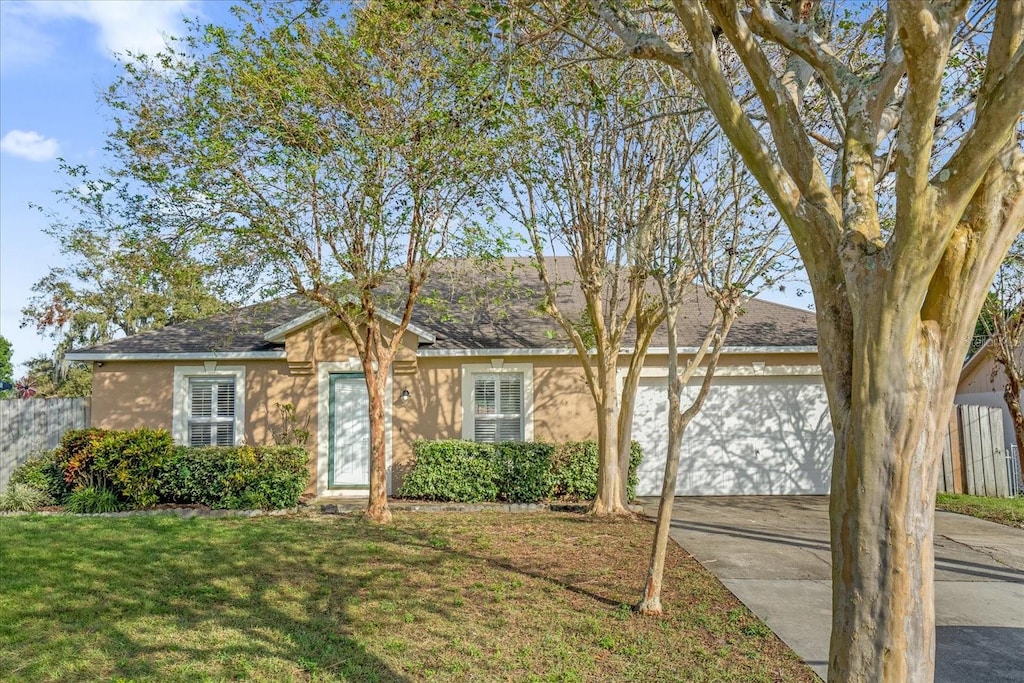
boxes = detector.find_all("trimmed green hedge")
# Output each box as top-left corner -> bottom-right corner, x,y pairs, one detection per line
397,439 -> 642,504
8,429 -> 309,512
159,445 -> 309,510
551,440 -> 643,501
397,440 -> 501,503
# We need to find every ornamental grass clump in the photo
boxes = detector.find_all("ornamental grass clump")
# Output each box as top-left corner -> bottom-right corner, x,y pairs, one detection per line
0,483 -> 54,512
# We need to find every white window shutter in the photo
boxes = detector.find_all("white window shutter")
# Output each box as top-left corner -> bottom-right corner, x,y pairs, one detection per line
188,377 -> 237,446
472,373 -> 523,443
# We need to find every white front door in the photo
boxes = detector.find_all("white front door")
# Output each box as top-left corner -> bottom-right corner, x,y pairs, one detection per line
330,374 -> 370,488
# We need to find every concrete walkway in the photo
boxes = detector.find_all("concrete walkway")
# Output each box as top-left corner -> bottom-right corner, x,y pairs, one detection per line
640,496 -> 1024,682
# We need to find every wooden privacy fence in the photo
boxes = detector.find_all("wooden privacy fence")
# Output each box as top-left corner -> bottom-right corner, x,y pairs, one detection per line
0,398 -> 91,493
938,404 -> 1018,498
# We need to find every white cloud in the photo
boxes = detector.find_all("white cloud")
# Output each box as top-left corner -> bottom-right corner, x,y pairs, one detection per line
2,1 -> 197,65
0,129 -> 60,162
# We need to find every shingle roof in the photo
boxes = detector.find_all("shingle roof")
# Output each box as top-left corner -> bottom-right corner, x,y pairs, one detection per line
69,257 -> 817,357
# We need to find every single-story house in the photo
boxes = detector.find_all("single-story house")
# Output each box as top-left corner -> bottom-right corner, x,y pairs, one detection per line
66,259 -> 834,498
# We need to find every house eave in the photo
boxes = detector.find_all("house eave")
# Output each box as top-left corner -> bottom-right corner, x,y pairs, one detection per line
416,345 -> 819,357
960,339 -> 992,384
65,351 -> 288,362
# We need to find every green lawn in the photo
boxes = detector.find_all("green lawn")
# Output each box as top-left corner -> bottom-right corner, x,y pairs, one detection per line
0,512 -> 813,683
936,492 -> 1024,529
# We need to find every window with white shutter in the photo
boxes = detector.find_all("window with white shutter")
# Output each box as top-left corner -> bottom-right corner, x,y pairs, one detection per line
188,377 -> 237,446
472,372 -> 524,442
173,365 -> 245,447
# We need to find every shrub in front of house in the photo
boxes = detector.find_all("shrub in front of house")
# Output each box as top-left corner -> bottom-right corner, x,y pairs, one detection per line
397,440 -> 501,503
493,441 -> 556,503
159,445 -> 309,510
92,428 -> 175,509
49,427 -> 174,509
398,439 -> 643,504
550,440 -> 643,502
7,431 -> 309,512
53,428 -> 108,491
9,450 -> 69,504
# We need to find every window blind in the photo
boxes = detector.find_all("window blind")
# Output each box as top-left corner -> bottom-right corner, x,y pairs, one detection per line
473,373 -> 523,443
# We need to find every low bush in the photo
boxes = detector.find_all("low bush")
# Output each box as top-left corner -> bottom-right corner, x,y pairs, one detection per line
0,483 -> 54,512
160,445 -> 309,510
49,428 -> 173,508
92,428 -> 174,508
550,441 -> 644,502
494,442 -> 555,503
398,440 -> 500,502
53,428 -> 108,490
10,450 -> 70,504
399,439 -> 644,504
64,486 -> 124,514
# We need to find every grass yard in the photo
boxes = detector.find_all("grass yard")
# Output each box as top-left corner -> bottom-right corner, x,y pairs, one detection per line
936,492 -> 1024,529
0,511 -> 813,683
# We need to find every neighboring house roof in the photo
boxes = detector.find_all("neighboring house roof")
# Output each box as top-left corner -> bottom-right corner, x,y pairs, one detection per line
67,257 -> 819,359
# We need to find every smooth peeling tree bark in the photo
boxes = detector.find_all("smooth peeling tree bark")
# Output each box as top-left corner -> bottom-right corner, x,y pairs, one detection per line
593,1 -> 1024,679
363,364 -> 392,524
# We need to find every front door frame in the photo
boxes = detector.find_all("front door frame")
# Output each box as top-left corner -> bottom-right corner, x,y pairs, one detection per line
317,359 -> 392,496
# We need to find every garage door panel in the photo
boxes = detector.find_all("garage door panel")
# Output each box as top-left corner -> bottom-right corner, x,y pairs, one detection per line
633,375 -> 834,496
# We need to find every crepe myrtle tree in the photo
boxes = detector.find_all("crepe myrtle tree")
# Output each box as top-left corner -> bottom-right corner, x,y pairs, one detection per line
503,40 -> 696,515
594,1 -> 1024,680
640,139 -> 797,614
106,0 -> 513,523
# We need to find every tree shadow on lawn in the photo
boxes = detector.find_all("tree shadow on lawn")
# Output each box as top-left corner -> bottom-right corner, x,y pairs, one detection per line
2,512 -> 679,682
1,515 -> 460,682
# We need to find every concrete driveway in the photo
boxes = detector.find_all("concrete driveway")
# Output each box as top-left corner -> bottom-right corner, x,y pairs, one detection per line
639,496 -> 1024,682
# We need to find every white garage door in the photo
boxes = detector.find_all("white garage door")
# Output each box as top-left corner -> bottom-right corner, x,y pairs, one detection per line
632,375 -> 834,496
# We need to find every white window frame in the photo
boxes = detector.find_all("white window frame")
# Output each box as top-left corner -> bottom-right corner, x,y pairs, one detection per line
173,364 -> 246,446
461,361 -> 533,442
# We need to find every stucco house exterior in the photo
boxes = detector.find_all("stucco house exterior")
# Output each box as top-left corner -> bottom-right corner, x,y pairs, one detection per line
66,260 -> 834,498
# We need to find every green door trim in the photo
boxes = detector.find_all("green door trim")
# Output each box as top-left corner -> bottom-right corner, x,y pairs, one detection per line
328,372 -> 370,490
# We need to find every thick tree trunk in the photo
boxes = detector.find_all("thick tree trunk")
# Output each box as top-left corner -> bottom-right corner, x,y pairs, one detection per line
592,353 -> 630,516
363,363 -> 392,524
826,320 -> 953,682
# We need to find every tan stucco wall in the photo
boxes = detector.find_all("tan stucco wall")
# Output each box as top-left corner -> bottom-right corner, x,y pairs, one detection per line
91,360 -> 312,443
89,312 -> 822,497
389,355 -> 600,483
91,359 -> 319,492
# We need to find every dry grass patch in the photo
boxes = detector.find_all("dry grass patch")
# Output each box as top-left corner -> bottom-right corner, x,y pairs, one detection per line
0,511 -> 814,682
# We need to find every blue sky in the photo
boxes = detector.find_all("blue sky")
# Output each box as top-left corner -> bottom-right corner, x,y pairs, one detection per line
0,1 -> 235,373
